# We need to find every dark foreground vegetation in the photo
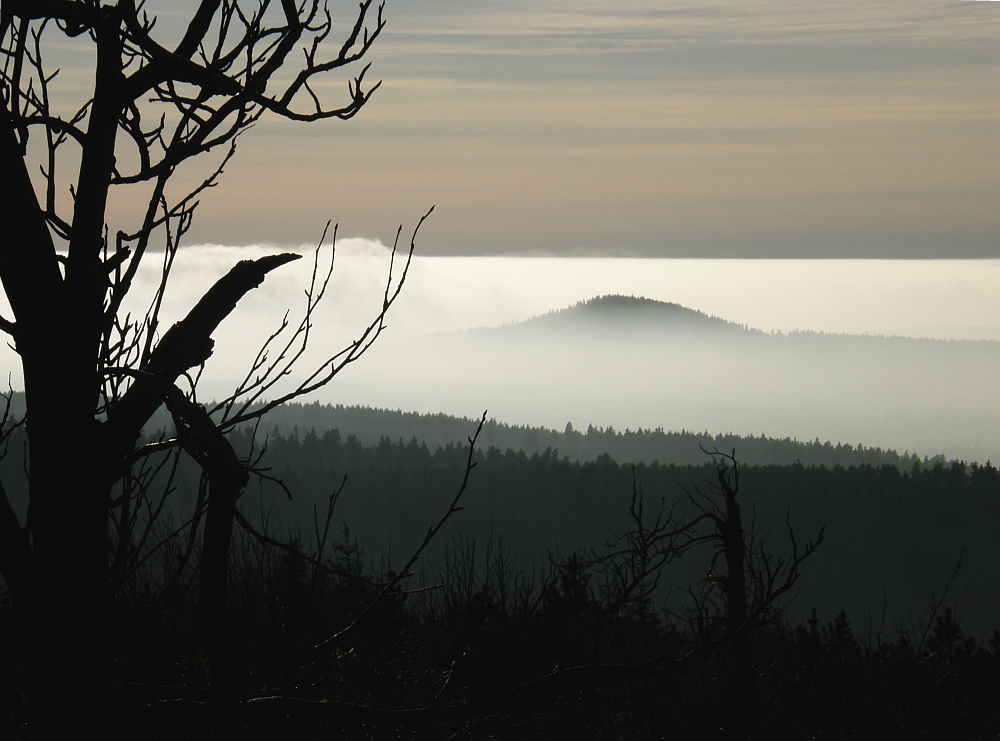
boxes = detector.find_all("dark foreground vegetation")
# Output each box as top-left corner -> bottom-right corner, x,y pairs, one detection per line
4,418 -> 998,739
6,535 -> 997,740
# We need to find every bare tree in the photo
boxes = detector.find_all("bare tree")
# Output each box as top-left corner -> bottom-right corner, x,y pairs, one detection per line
540,453 -> 823,738
682,450 -> 825,739
0,1 -> 417,732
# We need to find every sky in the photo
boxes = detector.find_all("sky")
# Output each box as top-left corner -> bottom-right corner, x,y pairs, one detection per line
161,0 -> 1000,258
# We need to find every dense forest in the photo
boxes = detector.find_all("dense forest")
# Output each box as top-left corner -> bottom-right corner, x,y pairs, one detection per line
4,391 -> 935,467
208,401 -> 927,468
2,404 -> 999,737
222,421 -> 1000,637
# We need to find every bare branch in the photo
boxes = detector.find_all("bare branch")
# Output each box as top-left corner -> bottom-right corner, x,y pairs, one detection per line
108,253 -> 301,456
314,410 -> 487,649
217,207 -> 435,428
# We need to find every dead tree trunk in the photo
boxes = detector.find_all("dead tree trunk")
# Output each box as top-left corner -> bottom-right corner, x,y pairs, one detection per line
715,464 -> 760,740
167,390 -> 249,708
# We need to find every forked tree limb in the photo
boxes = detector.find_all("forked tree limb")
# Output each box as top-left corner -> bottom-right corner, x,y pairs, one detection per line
107,253 -> 301,457
166,387 -> 249,706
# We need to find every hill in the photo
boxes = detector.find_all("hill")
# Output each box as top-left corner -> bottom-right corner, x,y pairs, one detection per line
489,294 -> 751,335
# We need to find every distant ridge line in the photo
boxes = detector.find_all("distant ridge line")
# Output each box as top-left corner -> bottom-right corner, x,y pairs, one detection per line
238,402 -> 930,469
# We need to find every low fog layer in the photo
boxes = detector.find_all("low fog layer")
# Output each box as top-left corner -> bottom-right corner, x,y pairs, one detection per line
1,243 -> 997,459
337,296 -> 1000,462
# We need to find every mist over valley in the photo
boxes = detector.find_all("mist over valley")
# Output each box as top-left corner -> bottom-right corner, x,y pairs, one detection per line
338,293 -> 1000,463
3,247 -> 990,461
4,248 -> 995,460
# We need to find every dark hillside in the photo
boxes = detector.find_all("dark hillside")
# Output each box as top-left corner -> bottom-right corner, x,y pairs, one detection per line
235,402 -> 924,468
226,427 -> 1000,639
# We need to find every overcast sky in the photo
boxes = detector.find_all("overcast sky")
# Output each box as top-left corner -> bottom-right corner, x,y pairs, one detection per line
164,0 -> 1000,258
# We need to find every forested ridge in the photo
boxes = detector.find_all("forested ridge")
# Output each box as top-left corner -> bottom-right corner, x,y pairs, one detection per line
4,388 -> 928,466
214,400 -> 929,468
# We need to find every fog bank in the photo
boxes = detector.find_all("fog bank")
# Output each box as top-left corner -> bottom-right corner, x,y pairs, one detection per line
1,245 -> 997,459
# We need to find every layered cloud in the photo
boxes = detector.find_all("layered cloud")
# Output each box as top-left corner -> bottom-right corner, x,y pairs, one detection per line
184,0 -> 999,256
22,1 -> 1000,257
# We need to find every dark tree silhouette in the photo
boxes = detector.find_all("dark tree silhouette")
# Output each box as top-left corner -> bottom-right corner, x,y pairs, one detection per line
0,1 -> 421,734
682,450 -> 824,740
